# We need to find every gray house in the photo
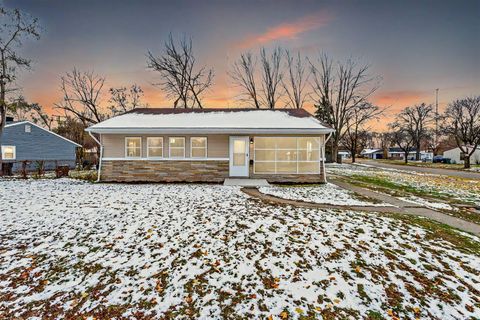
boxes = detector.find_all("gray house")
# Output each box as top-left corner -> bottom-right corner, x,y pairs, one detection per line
1,119 -> 81,173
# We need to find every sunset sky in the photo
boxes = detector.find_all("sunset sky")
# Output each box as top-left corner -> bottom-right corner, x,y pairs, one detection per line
5,0 -> 480,130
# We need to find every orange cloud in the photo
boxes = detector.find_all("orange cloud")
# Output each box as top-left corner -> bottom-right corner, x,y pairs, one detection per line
237,10 -> 332,48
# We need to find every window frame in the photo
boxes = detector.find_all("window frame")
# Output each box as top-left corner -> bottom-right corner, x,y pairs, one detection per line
190,137 -> 208,159
147,137 -> 164,158
253,137 -> 321,174
125,137 -> 142,158
1,145 -> 16,160
169,137 -> 186,158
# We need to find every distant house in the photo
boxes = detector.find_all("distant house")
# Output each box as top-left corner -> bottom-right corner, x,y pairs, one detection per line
443,146 -> 480,165
360,148 -> 383,159
361,147 -> 432,161
1,118 -> 81,174
86,108 -> 334,183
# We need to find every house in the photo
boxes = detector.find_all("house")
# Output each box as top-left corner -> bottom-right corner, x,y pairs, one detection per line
360,147 -> 432,161
360,148 -> 383,159
443,146 -> 480,165
1,118 -> 81,174
338,150 -> 351,159
85,108 -> 334,183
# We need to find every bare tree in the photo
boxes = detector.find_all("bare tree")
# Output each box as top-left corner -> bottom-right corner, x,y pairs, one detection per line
389,124 -> 415,164
109,84 -> 145,115
342,103 -> 382,162
310,53 -> 380,161
0,7 -> 40,171
54,68 -> 106,126
7,96 -> 53,129
147,34 -> 214,108
283,50 -> 309,109
443,96 -> 480,169
395,103 -> 433,160
260,47 -> 284,109
229,52 -> 261,108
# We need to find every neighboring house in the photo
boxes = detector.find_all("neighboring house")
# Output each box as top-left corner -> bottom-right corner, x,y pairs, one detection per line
338,150 -> 351,159
443,147 -> 480,165
360,148 -> 383,159
360,147 -> 432,161
86,108 -> 334,183
1,119 -> 81,173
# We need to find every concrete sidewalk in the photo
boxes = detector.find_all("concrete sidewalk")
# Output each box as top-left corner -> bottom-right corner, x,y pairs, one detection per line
331,179 -> 480,236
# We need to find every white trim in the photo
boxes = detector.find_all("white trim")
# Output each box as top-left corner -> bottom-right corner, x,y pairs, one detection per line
1,145 -> 16,160
168,137 -> 185,158
89,132 -> 103,182
102,157 -> 228,161
125,137 -> 142,158
86,127 -> 334,135
147,137 -> 163,158
190,136 -> 207,159
6,121 -> 82,147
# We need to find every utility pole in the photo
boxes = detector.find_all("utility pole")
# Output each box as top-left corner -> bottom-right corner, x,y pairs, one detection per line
434,88 -> 439,155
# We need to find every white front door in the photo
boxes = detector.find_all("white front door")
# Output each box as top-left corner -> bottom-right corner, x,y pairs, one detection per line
229,136 -> 250,177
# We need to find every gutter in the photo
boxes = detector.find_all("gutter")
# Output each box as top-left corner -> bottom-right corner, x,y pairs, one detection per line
88,131 -> 103,182
322,132 -> 333,183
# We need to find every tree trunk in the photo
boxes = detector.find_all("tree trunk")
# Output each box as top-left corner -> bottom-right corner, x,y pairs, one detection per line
404,152 -> 409,164
416,142 -> 421,161
464,155 -> 471,169
351,152 -> 356,163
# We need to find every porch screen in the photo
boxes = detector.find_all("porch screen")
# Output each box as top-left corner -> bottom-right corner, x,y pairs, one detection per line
254,137 -> 320,174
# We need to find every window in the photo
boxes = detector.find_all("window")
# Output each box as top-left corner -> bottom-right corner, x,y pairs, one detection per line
125,137 -> 141,158
254,137 -> 321,174
25,125 -> 31,133
191,137 -> 207,158
1,146 -> 16,160
147,137 -> 163,158
169,137 -> 185,158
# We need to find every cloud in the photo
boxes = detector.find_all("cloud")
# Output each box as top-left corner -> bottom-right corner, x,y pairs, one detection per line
236,10 -> 332,48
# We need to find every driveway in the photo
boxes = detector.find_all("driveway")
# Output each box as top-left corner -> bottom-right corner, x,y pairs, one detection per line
358,159 -> 480,179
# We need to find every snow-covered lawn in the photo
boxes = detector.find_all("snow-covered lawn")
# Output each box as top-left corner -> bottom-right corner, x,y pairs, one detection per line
327,163 -> 480,206
258,183 -> 390,207
1,179 -> 479,319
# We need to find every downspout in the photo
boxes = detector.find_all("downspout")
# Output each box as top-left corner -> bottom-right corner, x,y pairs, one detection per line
88,131 -> 103,182
322,132 -> 333,183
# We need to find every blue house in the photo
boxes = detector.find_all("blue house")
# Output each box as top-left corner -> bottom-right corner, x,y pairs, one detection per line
1,119 -> 81,173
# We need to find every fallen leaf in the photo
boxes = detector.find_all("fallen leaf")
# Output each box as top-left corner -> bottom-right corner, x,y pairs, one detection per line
295,308 -> 303,314
280,311 -> 288,319
355,266 -> 361,273
333,298 -> 341,304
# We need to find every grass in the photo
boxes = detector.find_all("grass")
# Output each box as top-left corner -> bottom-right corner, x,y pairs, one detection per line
382,212 -> 480,256
69,170 -> 98,182
376,159 -> 480,171
344,175 -> 480,225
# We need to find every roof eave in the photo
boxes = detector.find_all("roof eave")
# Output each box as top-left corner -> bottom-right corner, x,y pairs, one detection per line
85,127 -> 335,135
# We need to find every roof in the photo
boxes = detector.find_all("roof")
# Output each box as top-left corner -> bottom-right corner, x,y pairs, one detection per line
361,148 -> 382,154
86,108 -> 334,135
5,121 -> 82,147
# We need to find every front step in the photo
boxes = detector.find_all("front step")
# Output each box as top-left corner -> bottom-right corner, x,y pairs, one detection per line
224,178 -> 270,187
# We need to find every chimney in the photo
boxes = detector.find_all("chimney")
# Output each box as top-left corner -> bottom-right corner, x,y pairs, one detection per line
6,116 -> 14,124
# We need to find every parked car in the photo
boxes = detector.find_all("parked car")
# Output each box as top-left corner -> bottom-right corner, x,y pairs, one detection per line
433,156 -> 451,164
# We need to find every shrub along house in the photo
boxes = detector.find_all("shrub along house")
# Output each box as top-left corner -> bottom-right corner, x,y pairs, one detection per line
1,118 -> 81,175
85,108 -> 334,183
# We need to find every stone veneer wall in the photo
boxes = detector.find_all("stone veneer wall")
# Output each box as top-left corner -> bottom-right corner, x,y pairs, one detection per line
101,160 -> 325,183
101,160 -> 229,182
249,161 -> 326,183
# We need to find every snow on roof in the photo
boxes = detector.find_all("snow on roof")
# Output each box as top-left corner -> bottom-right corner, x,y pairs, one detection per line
361,148 -> 382,154
86,108 -> 334,134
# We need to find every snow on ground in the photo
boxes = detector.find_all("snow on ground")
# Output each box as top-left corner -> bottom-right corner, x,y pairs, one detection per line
398,196 -> 456,211
327,163 -> 480,206
1,179 -> 479,319
258,183 -> 391,207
